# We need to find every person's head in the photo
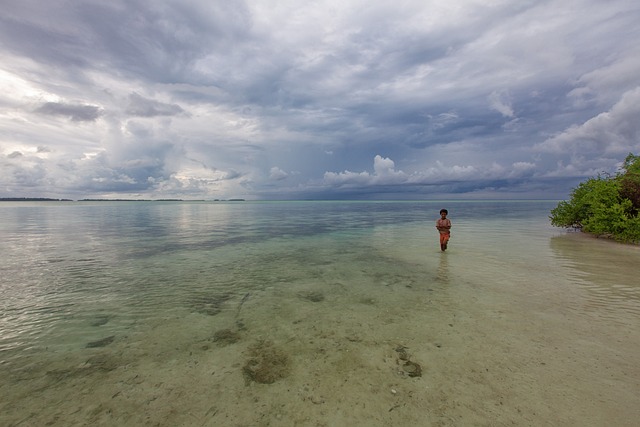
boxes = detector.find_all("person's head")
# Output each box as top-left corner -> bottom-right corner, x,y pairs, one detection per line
439,209 -> 448,218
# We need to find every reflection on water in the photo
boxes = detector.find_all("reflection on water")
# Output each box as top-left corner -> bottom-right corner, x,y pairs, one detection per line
436,252 -> 449,284
550,232 -> 640,319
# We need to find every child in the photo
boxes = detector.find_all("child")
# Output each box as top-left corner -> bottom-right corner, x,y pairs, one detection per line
436,209 -> 451,251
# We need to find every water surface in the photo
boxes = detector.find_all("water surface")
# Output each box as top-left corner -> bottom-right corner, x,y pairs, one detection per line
1,200 -> 638,426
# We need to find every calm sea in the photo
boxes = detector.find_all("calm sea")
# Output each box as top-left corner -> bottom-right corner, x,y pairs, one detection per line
1,200 -> 639,426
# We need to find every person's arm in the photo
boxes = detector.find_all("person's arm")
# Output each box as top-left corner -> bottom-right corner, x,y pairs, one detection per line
436,220 -> 451,232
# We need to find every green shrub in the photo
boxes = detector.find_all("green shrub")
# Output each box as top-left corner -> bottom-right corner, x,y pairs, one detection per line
550,153 -> 640,243
619,153 -> 640,213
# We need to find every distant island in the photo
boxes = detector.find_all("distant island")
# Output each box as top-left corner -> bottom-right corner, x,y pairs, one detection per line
78,199 -> 244,202
1,197 -> 244,202
0,197 -> 73,202
78,199 -> 190,202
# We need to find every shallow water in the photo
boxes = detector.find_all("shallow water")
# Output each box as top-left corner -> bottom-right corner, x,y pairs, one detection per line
1,200 -> 639,426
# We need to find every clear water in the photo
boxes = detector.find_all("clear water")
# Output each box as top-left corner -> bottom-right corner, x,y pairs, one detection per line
1,200 -> 639,426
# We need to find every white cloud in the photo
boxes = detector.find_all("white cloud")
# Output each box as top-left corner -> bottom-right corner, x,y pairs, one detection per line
324,155 -> 408,187
535,87 -> 640,156
269,166 -> 289,181
488,90 -> 514,118
372,155 -> 402,177
323,155 -> 539,190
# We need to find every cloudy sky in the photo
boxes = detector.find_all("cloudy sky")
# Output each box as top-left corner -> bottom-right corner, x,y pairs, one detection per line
1,0 -> 639,200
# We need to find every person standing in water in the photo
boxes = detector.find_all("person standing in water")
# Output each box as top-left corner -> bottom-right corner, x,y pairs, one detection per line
436,209 -> 451,251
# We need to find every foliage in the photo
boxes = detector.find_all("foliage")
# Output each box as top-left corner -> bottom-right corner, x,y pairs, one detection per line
619,153 -> 640,213
550,153 -> 640,243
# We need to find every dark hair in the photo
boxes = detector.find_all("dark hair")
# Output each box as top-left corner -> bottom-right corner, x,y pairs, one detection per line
439,209 -> 448,214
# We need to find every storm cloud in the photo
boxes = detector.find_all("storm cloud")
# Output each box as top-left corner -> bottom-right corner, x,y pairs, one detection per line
35,102 -> 102,122
1,0 -> 639,200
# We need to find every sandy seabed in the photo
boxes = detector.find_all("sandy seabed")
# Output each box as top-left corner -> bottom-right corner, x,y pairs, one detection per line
2,236 -> 640,427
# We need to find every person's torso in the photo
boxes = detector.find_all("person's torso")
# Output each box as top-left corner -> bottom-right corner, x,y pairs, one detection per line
436,218 -> 451,232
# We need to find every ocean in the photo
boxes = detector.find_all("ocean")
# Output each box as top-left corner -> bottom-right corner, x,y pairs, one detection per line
1,200 -> 639,426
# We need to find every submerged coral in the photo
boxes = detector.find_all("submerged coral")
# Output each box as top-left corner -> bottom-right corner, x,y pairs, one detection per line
242,340 -> 290,384
85,335 -> 115,348
394,345 -> 423,378
212,329 -> 241,345
298,290 -> 325,302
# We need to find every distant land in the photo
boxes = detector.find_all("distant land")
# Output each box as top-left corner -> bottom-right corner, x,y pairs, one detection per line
78,198 -> 189,202
0,197 -> 74,202
0,197 -> 244,202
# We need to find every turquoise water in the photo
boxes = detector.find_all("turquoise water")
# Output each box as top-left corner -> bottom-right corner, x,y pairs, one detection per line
0,200 -> 550,355
1,200 -> 639,426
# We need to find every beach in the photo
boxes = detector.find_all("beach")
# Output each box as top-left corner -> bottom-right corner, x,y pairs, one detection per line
1,201 -> 639,426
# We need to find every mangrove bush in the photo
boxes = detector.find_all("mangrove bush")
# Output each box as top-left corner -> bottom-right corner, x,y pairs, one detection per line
550,153 -> 640,243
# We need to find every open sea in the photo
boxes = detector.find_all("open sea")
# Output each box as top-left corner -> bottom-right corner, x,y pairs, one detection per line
1,200 -> 639,426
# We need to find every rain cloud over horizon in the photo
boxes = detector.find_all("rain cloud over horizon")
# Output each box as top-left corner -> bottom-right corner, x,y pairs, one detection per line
2,0 -> 640,200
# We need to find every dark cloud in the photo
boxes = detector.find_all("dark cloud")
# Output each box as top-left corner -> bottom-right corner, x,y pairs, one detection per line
1,0 -> 640,200
35,102 -> 102,122
126,93 -> 185,117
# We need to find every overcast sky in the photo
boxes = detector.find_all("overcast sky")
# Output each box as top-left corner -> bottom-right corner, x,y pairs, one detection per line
1,0 -> 639,200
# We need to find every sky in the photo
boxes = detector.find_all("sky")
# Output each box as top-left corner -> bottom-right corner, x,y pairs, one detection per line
1,0 -> 639,200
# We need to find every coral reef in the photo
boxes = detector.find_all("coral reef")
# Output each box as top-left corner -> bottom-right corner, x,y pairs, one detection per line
242,340 -> 290,384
